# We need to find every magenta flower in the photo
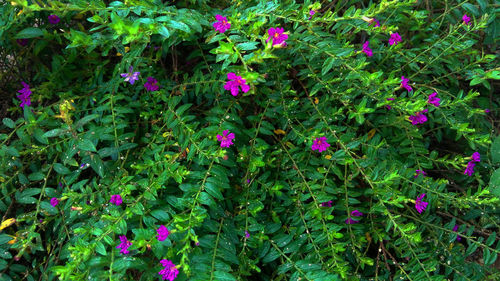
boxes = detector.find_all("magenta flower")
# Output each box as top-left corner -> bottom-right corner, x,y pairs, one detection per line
213,15 -> 230,33
471,152 -> 480,162
48,15 -> 60,25
311,136 -> 330,153
485,109 -> 490,113
415,169 -> 427,178
415,193 -> 428,213
110,194 -> 123,206
245,230 -> 250,238
464,161 -> 476,176
362,41 -> 373,57
266,27 -> 288,47
159,259 -> 179,281
351,210 -> 363,217
428,92 -> 441,107
409,109 -> 428,125
224,72 -> 249,96
120,66 -> 140,85
144,76 -> 159,91
321,200 -> 333,207
50,197 -> 59,207
389,32 -> 402,46
345,218 -> 359,224
16,39 -> 28,46
401,76 -> 413,92
462,14 -> 471,25
308,10 -> 316,20
217,130 -> 235,148
369,18 -> 380,27
17,81 -> 32,108
116,235 -> 132,254
452,225 -> 462,241
157,225 -> 170,241
386,97 -> 395,110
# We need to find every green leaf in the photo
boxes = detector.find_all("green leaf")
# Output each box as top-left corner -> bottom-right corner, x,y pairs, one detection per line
237,42 -> 259,51
205,181 -> 223,200
213,271 -> 237,281
2,118 -> 15,128
43,129 -> 66,138
150,209 -> 170,222
15,27 -> 44,39
96,242 -> 107,256
89,154 -> 105,178
167,20 -> 190,33
158,25 -> 170,39
489,168 -> 500,198
54,163 -> 71,175
78,139 -> 97,152
492,136 -> 500,164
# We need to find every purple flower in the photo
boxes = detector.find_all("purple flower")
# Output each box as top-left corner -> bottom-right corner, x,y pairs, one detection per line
110,194 -> 123,206
213,15 -> 230,33
246,179 -> 250,183
345,218 -> 359,224
245,230 -> 250,238
321,200 -> 333,207
415,193 -> 428,213
400,76 -> 413,92
415,169 -> 427,178
362,41 -> 373,57
453,225 -> 462,241
120,66 -> 140,85
389,32 -> 402,46
217,130 -> 235,148
17,81 -> 32,108
311,136 -> 330,153
48,15 -> 60,25
159,259 -> 179,281
428,92 -> 441,107
16,39 -> 28,46
351,210 -> 363,217
485,109 -> 490,113
157,225 -> 170,241
462,14 -> 471,25
116,235 -> 132,255
369,18 -> 380,27
266,27 -> 288,47
464,161 -> 476,176
50,197 -> 59,207
387,98 -> 395,101
144,76 -> 159,91
409,109 -> 428,125
385,105 -> 392,110
224,72 -> 249,96
471,152 -> 480,162
308,10 -> 316,20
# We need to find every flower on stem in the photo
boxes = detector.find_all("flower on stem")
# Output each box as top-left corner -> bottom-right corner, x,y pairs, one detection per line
48,15 -> 60,25
321,200 -> 333,207
369,18 -> 380,27
213,15 -> 230,33
485,109 -> 490,113
351,210 -> 363,217
409,109 -> 428,125
415,169 -> 427,178
452,225 -> 462,241
116,235 -> 132,254
245,230 -> 250,238
110,194 -> 123,206
217,130 -> 235,148
471,152 -> 480,162
158,259 -> 179,281
362,41 -> 373,57
428,92 -> 441,107
400,76 -> 412,92
266,27 -> 288,47
311,136 -> 330,153
462,14 -> 471,25
17,81 -> 32,108
415,193 -> 428,213
389,32 -> 402,45
224,72 -> 249,96
16,39 -> 28,46
308,10 -> 316,20
157,225 -> 170,241
120,66 -> 140,85
144,76 -> 159,91
463,161 -> 476,176
50,198 -> 59,207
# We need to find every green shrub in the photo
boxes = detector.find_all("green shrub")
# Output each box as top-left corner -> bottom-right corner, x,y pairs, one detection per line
1,0 -> 499,280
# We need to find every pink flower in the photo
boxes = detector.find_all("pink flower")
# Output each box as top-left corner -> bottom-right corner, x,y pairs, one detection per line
245,230 -> 250,238
110,194 -> 123,206
464,161 -> 476,176
50,197 -> 59,207
321,200 -> 333,207
389,32 -> 402,45
415,169 -> 427,178
213,15 -> 230,33
485,109 -> 490,113
452,225 -> 462,241
428,92 -> 440,107
409,109 -> 428,125
48,15 -> 60,25
266,27 -> 288,47
159,259 -> 179,281
471,152 -> 480,162
415,193 -> 428,213
217,130 -> 235,148
17,81 -> 32,108
462,14 -> 471,25
362,41 -> 373,57
120,66 -> 140,85
351,210 -> 363,217
116,235 -> 132,254
144,77 -> 159,91
224,72 -> 249,96
311,136 -> 330,153
369,18 -> 380,27
400,76 -> 412,92
308,10 -> 316,20
157,225 -> 170,241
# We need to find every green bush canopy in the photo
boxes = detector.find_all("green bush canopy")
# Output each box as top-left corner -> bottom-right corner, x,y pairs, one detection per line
0,0 -> 499,280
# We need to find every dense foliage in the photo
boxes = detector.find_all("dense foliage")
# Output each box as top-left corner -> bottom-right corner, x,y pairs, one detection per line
1,0 -> 499,280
